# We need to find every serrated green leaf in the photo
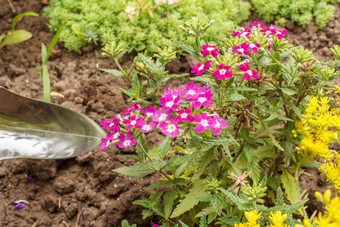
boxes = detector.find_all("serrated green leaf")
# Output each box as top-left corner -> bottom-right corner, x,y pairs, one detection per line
152,159 -> 166,171
281,87 -> 297,96
131,72 -> 140,98
229,92 -> 246,102
164,189 -> 177,219
199,215 -> 208,227
113,162 -> 155,178
175,40 -> 200,57
276,187 -> 284,206
202,137 -> 229,147
136,134 -> 148,161
142,209 -> 153,220
217,216 -> 240,225
100,68 -> 124,77
220,188 -> 251,211
171,180 -> 205,218
261,120 -> 284,151
157,136 -> 172,159
190,76 -> 211,83
169,73 -> 189,79
146,181 -> 170,190
211,194 -> 223,215
281,169 -> 301,204
138,53 -> 162,77
178,220 -> 189,227
287,102 -> 302,119
133,199 -> 150,208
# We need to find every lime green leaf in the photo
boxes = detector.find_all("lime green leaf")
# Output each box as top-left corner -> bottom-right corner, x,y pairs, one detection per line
133,199 -> 150,208
12,12 -> 38,31
113,162 -> 155,178
0,30 -> 32,48
171,180 -> 205,218
287,102 -> 302,119
178,220 -> 189,227
229,92 -> 246,102
136,134 -> 148,160
280,169 -> 301,204
202,137 -> 229,147
199,215 -> 208,227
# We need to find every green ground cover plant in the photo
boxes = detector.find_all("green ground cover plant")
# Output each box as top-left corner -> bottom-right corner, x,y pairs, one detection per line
99,18 -> 340,226
250,0 -> 340,28
43,0 -> 250,53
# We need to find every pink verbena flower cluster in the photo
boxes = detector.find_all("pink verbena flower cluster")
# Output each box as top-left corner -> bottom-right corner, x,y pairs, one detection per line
191,21 -> 288,82
99,82 -> 228,150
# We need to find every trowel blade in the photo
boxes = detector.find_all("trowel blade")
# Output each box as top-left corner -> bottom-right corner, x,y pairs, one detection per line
0,86 -> 106,160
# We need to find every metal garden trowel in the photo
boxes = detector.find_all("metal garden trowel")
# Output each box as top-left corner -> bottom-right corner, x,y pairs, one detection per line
0,86 -> 106,160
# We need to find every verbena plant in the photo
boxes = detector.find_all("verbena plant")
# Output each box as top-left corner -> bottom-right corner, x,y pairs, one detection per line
250,0 -> 340,28
43,0 -> 250,53
100,18 -> 339,226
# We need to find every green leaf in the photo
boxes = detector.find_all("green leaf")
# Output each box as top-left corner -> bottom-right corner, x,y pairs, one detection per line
171,180 -> 205,218
220,188 -> 251,211
164,189 -> 177,219
276,187 -> 284,206
218,216 -> 240,225
229,92 -> 246,102
280,169 -> 301,204
131,72 -> 141,98
202,137 -> 229,147
0,30 -> 32,48
287,102 -> 302,119
211,194 -> 223,215
99,69 -> 124,77
174,40 -> 200,57
281,87 -> 297,96
142,209 -> 153,220
133,199 -> 150,208
138,53 -> 162,77
146,181 -> 170,190
136,134 -> 148,160
261,120 -> 284,151
199,215 -> 208,227
113,162 -> 155,178
157,136 -> 172,159
45,25 -> 63,62
12,12 -> 38,31
178,220 -> 189,227
152,159 -> 166,171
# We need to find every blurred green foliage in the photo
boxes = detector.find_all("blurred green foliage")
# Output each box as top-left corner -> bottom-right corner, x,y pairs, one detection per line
43,0 -> 250,53
251,0 -> 340,28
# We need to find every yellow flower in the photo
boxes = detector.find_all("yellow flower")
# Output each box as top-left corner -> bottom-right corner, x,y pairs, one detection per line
245,210 -> 261,225
269,211 -> 288,227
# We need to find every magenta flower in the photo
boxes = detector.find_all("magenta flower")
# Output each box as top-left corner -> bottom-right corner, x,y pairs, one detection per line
185,82 -> 202,100
121,103 -> 141,116
117,132 -> 136,148
261,25 -> 287,39
152,109 -> 173,123
141,106 -> 157,117
164,87 -> 186,99
159,94 -> 181,110
212,64 -> 233,80
239,63 -> 259,81
98,138 -> 111,150
100,117 -> 120,131
248,42 -> 261,53
233,43 -> 252,56
212,115 -> 228,135
191,93 -> 213,109
201,45 -> 219,57
194,113 -> 214,133
123,115 -> 143,129
158,121 -> 181,137
174,108 -> 193,122
232,27 -> 251,39
137,118 -> 156,133
249,21 -> 266,28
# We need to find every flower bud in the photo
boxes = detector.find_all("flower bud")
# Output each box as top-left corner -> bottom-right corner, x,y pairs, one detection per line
178,25 -> 183,29
188,30 -> 194,35
210,20 -> 215,24
239,27 -> 245,32
252,26 -> 257,30
323,189 -> 331,205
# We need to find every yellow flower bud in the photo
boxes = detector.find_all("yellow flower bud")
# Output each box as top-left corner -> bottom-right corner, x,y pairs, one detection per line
315,191 -> 323,202
303,219 -> 311,227
323,189 -> 331,205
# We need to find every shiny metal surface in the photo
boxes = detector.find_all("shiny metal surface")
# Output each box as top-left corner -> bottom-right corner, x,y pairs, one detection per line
0,86 -> 106,160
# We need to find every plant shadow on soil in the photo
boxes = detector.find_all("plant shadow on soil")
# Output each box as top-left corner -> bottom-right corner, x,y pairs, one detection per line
0,1 -> 339,226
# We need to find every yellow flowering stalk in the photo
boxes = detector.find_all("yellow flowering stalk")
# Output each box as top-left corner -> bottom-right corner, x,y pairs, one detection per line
314,189 -> 340,226
320,152 -> 340,191
269,211 -> 290,227
234,210 -> 261,227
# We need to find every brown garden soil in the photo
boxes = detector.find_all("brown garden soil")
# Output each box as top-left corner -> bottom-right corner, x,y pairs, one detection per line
0,1 -> 339,226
